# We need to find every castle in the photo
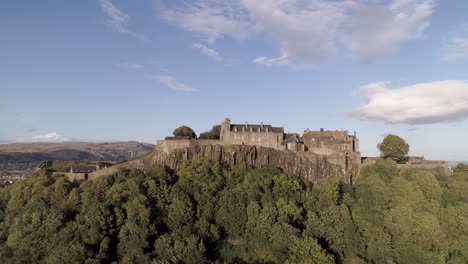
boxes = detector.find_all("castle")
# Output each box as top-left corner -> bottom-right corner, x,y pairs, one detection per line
157,118 -> 360,155
34,118 -> 451,184
156,118 -> 361,182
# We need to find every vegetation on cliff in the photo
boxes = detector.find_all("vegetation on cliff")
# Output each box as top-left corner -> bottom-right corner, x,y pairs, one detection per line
199,125 -> 221,140
378,134 -> 410,163
173,126 -> 197,139
0,159 -> 467,263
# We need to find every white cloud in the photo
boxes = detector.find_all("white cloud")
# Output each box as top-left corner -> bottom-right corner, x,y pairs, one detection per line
117,62 -> 144,70
348,0 -> 434,63
439,26 -> 468,61
253,56 -> 289,67
98,0 -> 150,41
157,0 -> 256,43
154,75 -> 196,92
245,0 -> 351,67
16,133 -> 70,143
158,0 -> 435,66
98,0 -> 130,33
348,80 -> 468,125
192,43 -> 222,61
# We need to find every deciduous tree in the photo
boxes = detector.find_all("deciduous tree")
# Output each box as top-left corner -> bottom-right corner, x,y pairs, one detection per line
172,126 -> 196,138
378,134 -> 409,163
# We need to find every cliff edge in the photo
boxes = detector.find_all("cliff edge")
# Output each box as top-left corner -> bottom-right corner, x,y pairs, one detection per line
89,144 -> 360,184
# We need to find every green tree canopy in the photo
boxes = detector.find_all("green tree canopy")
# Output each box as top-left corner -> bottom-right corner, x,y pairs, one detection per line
173,126 -> 197,138
199,125 -> 221,139
2,157 -> 466,263
377,134 -> 409,163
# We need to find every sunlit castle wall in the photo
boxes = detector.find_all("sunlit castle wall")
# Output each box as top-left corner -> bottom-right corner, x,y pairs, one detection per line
220,118 -> 285,150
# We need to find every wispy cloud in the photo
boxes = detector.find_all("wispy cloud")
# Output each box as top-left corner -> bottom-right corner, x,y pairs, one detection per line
347,80 -> 468,125
157,0 -> 256,43
98,0 -> 150,41
158,0 -> 435,66
348,0 -> 434,63
154,74 -> 197,92
192,43 -> 222,61
439,25 -> 468,61
116,62 -> 145,70
253,56 -> 289,67
16,132 -> 70,143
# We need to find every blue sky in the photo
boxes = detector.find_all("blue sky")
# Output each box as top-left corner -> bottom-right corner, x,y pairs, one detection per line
2,0 -> 468,160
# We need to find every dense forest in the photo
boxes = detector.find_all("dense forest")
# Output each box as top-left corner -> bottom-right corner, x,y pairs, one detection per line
0,159 -> 467,263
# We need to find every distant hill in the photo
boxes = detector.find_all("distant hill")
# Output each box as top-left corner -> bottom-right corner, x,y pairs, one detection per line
0,142 -> 154,163
448,161 -> 468,166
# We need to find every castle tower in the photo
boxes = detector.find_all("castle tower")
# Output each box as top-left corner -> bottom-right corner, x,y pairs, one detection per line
220,118 -> 231,143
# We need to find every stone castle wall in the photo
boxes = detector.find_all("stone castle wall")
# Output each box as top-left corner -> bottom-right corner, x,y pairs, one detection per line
302,130 -> 358,155
220,119 -> 284,150
155,139 -> 220,154
399,163 -> 452,176
220,130 -> 283,149
361,156 -> 452,176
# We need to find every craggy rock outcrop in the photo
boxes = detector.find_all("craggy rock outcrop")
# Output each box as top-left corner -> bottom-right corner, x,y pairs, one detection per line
88,145 -> 360,184
151,145 -> 358,184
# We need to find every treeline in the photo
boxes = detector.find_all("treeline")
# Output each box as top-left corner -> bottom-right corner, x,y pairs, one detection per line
0,159 -> 468,263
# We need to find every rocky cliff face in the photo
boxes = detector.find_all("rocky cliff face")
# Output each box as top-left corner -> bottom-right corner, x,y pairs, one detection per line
151,145 -> 359,184
89,144 -> 360,183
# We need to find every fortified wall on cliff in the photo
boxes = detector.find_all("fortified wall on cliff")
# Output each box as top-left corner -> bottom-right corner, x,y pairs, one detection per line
155,118 -> 361,184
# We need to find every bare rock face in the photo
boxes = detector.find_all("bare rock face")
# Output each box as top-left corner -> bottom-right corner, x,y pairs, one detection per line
152,144 -> 359,184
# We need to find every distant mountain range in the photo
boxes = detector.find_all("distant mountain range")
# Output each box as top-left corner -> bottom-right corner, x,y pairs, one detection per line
0,142 -> 154,163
